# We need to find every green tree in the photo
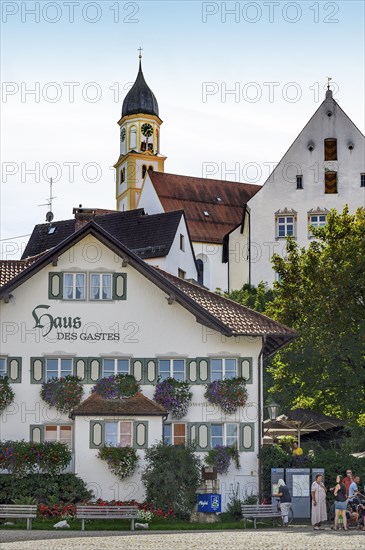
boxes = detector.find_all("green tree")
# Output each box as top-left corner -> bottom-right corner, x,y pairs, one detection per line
267,206 -> 365,424
220,282 -> 275,313
141,443 -> 202,518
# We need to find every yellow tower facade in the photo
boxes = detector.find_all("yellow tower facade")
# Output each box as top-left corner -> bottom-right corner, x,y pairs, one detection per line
115,57 -> 166,211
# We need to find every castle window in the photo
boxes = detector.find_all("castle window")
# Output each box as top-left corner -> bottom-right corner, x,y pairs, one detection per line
276,216 -> 295,238
296,175 -> 303,189
325,171 -> 337,193
129,127 -> 137,149
324,138 -> 337,161
361,174 -> 365,188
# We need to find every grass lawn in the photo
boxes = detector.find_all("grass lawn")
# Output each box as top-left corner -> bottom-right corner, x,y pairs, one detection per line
0,517 -> 259,531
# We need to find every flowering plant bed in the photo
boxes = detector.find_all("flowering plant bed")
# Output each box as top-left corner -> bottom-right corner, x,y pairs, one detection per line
0,377 -> 15,413
0,441 -> 72,476
153,378 -> 192,419
38,502 -> 76,519
40,375 -> 83,413
92,374 -> 140,399
204,378 -> 248,414
205,445 -> 240,474
97,446 -> 138,480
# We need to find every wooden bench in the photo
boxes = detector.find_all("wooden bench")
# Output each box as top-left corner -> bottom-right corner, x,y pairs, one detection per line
0,504 -> 37,530
76,505 -> 138,531
241,504 -> 281,529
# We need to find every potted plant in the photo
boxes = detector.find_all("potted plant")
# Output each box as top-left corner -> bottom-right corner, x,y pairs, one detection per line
0,377 -> 15,414
97,445 -> 138,480
92,374 -> 140,399
204,378 -> 248,414
153,378 -> 192,419
205,445 -> 240,475
40,375 -> 83,413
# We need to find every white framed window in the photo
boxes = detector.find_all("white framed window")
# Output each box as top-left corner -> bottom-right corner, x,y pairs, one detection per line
159,359 -> 185,381
276,216 -> 295,238
211,358 -> 237,381
163,423 -> 186,446
308,214 -> 327,236
211,423 -> 239,448
0,357 -> 6,378
46,358 -> 73,380
89,273 -> 112,300
45,425 -> 72,449
105,421 -> 133,447
63,273 -> 85,300
102,358 -> 129,377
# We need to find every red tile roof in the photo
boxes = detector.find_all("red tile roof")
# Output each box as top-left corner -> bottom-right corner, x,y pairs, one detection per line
148,171 -> 261,243
71,391 -> 167,417
0,254 -> 45,286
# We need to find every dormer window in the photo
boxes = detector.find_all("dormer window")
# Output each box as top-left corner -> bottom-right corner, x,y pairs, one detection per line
204,211 -> 209,217
324,138 -> 337,161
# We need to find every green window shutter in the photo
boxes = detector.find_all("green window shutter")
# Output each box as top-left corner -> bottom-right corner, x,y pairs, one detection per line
90,420 -> 105,448
239,422 -> 255,452
197,358 -> 210,384
87,358 -> 102,383
239,357 -> 253,384
131,358 -> 145,384
187,359 -> 198,384
133,421 -> 148,449
188,422 -> 211,451
30,425 -> 44,443
145,359 -> 158,384
48,272 -> 63,299
112,273 -> 127,300
74,358 -> 88,383
30,357 -> 45,384
7,357 -> 22,383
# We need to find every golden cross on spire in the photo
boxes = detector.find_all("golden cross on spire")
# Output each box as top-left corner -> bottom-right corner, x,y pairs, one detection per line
327,76 -> 332,90
138,46 -> 143,59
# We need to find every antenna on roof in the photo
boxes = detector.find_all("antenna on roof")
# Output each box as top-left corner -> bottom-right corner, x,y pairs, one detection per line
38,178 -> 57,223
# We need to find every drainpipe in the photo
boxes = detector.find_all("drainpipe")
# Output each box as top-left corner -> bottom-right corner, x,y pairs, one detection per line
257,337 -> 265,501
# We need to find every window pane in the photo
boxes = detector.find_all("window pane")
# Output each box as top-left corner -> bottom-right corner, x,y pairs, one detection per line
211,424 -> 223,448
173,360 -> 184,381
173,424 -> 186,445
311,216 -> 318,223
117,360 -> 129,374
120,421 -> 132,447
45,426 -> 57,442
60,359 -> 72,377
102,274 -> 112,300
211,359 -> 223,381
46,359 -> 58,380
225,359 -> 236,379
287,225 -> 294,236
105,423 -> 118,446
103,359 -> 115,377
60,426 -> 72,448
163,424 -> 172,445
75,274 -> 85,300
159,360 -> 170,380
0,359 -> 5,378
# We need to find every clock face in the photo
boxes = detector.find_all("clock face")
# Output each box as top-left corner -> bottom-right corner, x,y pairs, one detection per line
120,128 -> 126,142
141,123 -> 153,138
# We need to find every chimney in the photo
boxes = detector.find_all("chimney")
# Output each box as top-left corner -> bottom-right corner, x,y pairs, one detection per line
73,205 -> 97,230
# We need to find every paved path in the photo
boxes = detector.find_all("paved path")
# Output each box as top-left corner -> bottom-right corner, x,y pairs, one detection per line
1,529 -> 364,550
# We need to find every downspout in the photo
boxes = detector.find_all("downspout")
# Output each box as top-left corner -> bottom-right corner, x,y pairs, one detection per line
248,208 -> 251,286
257,336 -> 265,501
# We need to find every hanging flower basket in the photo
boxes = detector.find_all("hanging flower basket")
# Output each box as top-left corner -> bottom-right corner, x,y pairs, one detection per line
40,375 -> 83,413
153,378 -> 192,419
0,377 -> 15,414
204,378 -> 248,414
97,445 -> 138,480
92,374 -> 140,399
205,445 -> 240,475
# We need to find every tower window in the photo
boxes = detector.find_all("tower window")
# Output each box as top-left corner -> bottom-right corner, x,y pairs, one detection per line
129,127 -> 137,149
361,174 -> 365,188
148,165 -> 153,172
121,168 -> 125,184
142,165 -> 147,178
325,171 -> 337,194
296,175 -> 303,189
324,138 -> 337,161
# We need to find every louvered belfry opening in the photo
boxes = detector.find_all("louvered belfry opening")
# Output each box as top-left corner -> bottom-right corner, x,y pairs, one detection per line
324,138 -> 337,161
325,171 -> 337,194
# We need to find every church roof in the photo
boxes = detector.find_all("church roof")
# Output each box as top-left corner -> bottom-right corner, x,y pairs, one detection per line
71,391 -> 167,417
122,60 -> 159,118
21,209 -> 185,261
147,171 -> 261,243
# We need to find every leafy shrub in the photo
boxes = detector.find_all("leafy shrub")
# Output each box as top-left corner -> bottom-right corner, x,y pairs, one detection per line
40,376 -> 83,413
258,444 -> 292,498
204,378 -> 248,414
97,446 -> 138,480
0,473 -> 93,504
142,443 -> 201,519
205,445 -> 240,474
153,378 -> 192,419
0,378 -> 15,413
0,440 -> 71,477
93,374 -> 140,399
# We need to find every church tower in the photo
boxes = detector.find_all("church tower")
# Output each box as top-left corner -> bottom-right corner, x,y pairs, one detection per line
115,52 -> 166,211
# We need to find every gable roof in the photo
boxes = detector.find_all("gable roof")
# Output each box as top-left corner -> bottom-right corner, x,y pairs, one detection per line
22,209 -> 185,261
147,171 -> 261,244
0,221 -> 295,356
71,391 -> 167,417
0,254 -> 45,286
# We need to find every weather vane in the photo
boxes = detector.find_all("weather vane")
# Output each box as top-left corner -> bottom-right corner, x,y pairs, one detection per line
327,76 -> 332,90
138,46 -> 143,59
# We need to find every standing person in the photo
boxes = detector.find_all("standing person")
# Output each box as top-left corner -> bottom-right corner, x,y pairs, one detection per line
311,473 -> 327,530
343,469 -> 353,497
349,476 -> 360,501
273,479 -> 292,528
292,441 -> 303,456
334,475 -> 348,530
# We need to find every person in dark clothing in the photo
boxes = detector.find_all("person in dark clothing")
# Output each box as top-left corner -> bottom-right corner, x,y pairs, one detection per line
334,475 -> 348,530
273,478 -> 292,527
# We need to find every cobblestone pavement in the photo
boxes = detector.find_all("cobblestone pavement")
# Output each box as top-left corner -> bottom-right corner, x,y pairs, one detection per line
1,529 -> 364,550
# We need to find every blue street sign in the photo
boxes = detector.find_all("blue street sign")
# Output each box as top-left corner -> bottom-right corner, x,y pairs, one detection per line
197,494 -> 221,513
